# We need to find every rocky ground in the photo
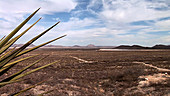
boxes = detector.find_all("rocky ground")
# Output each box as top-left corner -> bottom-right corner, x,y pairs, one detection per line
0,49 -> 170,96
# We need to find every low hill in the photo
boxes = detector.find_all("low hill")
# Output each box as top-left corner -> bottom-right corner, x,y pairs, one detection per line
115,44 -> 170,49
152,45 -> 170,49
115,45 -> 148,49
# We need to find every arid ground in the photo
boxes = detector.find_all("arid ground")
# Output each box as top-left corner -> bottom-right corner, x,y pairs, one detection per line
0,49 -> 170,96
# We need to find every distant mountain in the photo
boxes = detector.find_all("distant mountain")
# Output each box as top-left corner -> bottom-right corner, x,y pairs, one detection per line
11,44 -> 170,49
86,44 -> 95,48
73,45 -> 81,47
152,44 -> 170,49
115,44 -> 170,49
44,45 -> 63,47
115,45 -> 148,49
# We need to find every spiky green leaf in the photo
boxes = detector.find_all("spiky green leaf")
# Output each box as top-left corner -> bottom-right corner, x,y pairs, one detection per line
0,79 -> 24,87
11,61 -> 58,81
4,18 -> 41,46
0,8 -> 40,49
0,21 -> 60,68
16,35 -> 66,57
0,55 -> 48,82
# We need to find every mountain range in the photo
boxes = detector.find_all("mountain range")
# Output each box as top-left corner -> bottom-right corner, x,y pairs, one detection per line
115,44 -> 170,49
11,44 -> 170,49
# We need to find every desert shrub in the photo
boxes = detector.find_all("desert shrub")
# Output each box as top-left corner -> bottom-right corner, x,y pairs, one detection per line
109,66 -> 145,82
101,65 -> 145,90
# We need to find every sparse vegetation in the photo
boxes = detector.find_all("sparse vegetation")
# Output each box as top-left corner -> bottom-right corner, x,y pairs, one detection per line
1,49 -> 169,95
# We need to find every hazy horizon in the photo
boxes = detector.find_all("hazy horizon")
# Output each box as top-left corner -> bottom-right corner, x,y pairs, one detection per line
12,43 -> 170,47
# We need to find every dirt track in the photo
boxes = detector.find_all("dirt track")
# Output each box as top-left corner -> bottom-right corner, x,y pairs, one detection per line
0,49 -> 170,95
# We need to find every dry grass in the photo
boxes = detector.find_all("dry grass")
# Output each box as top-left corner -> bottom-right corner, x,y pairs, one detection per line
0,49 -> 170,95
138,73 -> 170,87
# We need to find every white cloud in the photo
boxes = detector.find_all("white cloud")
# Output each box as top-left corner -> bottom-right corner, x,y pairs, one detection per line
0,0 -> 77,14
159,36 -> 170,43
0,0 -> 77,41
13,17 -> 100,45
54,17 -> 99,32
49,27 -> 132,46
86,0 -> 170,31
74,0 -> 170,46
52,18 -> 60,21
155,20 -> 170,31
52,0 -> 170,46
137,19 -> 170,33
99,0 -> 170,23
0,0 -> 77,22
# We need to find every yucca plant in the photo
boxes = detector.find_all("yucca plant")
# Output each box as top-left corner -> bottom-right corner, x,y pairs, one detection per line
0,8 -> 66,95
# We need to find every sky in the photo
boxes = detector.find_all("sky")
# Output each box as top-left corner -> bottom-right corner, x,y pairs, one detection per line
0,0 -> 170,46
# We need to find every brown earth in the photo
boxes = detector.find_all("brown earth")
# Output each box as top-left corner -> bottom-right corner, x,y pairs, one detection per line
0,49 -> 170,96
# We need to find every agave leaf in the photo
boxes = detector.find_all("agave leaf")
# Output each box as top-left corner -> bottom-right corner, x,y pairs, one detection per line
0,8 -> 40,49
0,46 -> 29,68
0,41 -> 15,55
0,63 -> 16,77
16,35 -> 66,57
4,18 -> 42,46
0,55 -> 39,76
0,79 -> 24,87
0,21 -> 60,68
0,55 -> 48,83
11,61 -> 58,81
0,52 -> 20,69
2,54 -> 39,68
0,36 -> 6,42
0,18 -> 41,55
0,47 -> 16,59
12,80 -> 46,96
21,21 -> 60,47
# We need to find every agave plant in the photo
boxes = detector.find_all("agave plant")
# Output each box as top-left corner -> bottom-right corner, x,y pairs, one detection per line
0,8 -> 66,95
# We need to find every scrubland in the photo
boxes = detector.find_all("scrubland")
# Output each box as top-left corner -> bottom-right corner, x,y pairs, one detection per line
0,49 -> 170,96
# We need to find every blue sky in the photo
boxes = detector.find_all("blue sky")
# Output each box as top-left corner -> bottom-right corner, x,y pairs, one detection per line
0,0 -> 170,46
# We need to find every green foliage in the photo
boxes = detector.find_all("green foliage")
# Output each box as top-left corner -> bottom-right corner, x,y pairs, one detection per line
0,8 -> 66,95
